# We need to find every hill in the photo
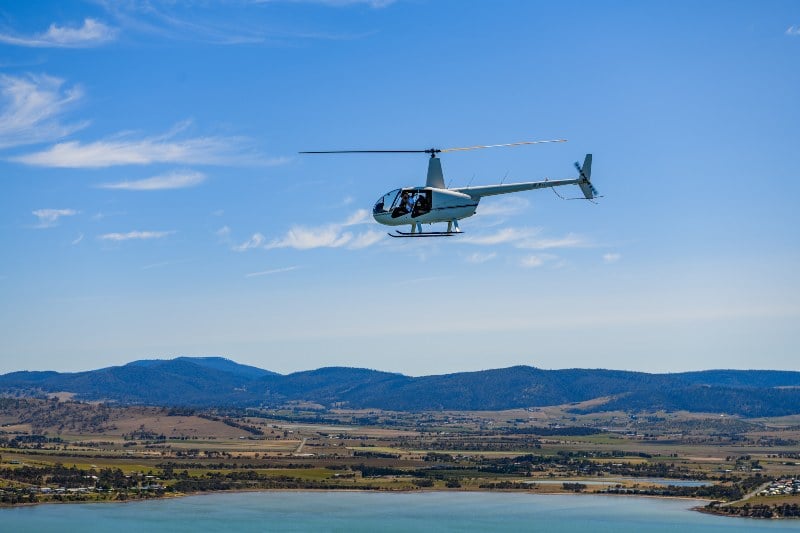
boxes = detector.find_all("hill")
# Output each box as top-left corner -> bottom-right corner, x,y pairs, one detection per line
1,358 -> 799,417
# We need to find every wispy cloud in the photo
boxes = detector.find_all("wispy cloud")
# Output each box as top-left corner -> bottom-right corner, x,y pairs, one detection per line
347,230 -> 384,249
786,25 -> 800,36
476,197 -> 530,217
100,2 -> 266,45
98,230 -> 174,241
233,211 -> 383,251
267,226 -> 353,249
269,0 -> 396,7
71,233 -> 84,245
97,169 -> 206,190
343,209 -> 371,225
266,221 -> 384,250
337,195 -> 355,207
246,266 -> 300,277
461,227 -> 534,246
13,121 -> 285,168
32,208 -> 79,228
396,276 -> 448,286
461,227 -> 588,250
215,225 -> 236,248
142,259 -> 192,270
0,18 -> 117,48
99,1 -> 385,45
603,252 -> 621,264
91,211 -> 126,221
0,74 -> 86,149
520,253 -> 557,268
233,232 -> 266,252
465,251 -> 496,264
516,232 -> 586,250
520,255 -> 545,268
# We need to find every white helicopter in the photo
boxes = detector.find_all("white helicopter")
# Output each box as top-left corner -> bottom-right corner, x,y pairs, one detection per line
300,139 -> 597,237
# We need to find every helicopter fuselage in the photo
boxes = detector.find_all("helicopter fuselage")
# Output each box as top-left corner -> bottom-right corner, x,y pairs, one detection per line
372,187 -> 478,227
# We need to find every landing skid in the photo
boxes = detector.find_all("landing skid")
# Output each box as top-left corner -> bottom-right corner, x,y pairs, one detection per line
388,230 -> 461,238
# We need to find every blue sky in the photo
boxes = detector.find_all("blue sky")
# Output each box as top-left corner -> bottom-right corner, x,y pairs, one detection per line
1,1 -> 798,376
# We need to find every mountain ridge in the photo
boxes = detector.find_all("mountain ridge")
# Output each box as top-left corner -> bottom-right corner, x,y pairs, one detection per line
1,357 -> 799,417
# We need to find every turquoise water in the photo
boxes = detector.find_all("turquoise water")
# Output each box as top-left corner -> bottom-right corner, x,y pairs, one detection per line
1,492 -> 797,532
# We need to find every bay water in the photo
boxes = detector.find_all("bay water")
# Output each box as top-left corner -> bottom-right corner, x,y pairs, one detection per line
2,491 -> 797,532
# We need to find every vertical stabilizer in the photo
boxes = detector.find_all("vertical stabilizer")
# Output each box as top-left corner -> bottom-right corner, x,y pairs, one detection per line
576,154 -> 597,200
426,157 -> 445,189
580,154 -> 591,180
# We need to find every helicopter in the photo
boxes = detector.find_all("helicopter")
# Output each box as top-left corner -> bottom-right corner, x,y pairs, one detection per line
300,140 -> 597,237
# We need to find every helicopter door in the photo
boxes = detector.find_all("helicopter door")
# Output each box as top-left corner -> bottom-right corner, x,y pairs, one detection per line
412,190 -> 431,218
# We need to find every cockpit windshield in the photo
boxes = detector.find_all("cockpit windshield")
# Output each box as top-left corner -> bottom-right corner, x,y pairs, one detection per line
373,189 -> 401,214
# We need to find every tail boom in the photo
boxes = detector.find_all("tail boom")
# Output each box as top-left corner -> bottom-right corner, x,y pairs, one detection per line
454,153 -> 597,201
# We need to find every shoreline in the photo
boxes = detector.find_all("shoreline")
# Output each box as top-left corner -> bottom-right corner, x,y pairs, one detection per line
694,504 -> 800,521
0,485 -> 715,509
7,485 -> 799,519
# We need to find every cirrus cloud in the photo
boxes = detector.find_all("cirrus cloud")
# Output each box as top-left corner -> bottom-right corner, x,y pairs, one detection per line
0,74 -> 86,149
292,0 -> 396,6
32,208 -> 79,228
98,230 -> 174,241
267,225 -> 353,250
347,229 -> 384,249
520,253 -> 557,268
233,232 -> 266,252
97,170 -> 206,190
475,197 -> 530,218
231,210 -> 383,252
465,252 -> 497,264
0,18 -> 117,48
461,227 -> 588,249
246,266 -> 301,278
13,121 -> 286,168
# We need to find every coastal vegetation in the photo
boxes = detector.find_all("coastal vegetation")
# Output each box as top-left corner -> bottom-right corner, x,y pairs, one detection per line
1,396 -> 799,518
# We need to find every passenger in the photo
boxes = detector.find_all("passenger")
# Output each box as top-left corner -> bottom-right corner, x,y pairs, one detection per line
416,194 -> 429,212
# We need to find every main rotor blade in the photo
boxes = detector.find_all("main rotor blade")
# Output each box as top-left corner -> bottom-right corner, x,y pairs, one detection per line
299,150 -> 433,154
299,139 -> 566,155
440,139 -> 567,153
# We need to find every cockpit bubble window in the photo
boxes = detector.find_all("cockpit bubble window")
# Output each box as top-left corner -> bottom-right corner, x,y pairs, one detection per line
373,189 -> 401,214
